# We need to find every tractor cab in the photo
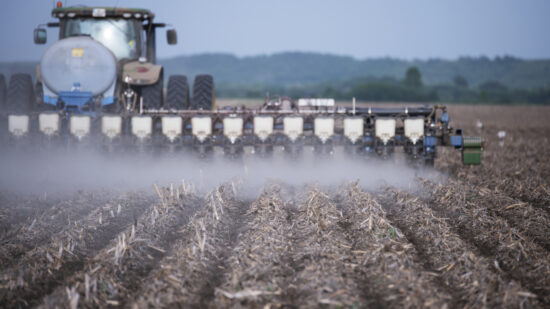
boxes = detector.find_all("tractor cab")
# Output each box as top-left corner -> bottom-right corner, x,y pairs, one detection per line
35,6 -> 177,63
61,17 -> 141,60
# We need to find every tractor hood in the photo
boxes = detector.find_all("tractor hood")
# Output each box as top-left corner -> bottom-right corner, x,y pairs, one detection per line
122,61 -> 162,86
40,36 -> 117,96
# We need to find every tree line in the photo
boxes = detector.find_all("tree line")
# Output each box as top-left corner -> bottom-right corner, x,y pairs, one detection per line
2,52 -> 550,104
217,67 -> 550,104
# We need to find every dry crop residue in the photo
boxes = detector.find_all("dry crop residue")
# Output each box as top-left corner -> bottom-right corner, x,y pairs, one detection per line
1,105 -> 549,308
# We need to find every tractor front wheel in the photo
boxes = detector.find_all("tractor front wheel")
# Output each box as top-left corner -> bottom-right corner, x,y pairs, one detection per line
141,73 -> 164,110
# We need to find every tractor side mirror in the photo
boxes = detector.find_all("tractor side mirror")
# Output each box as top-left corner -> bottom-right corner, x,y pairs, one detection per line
34,28 -> 47,44
167,29 -> 177,45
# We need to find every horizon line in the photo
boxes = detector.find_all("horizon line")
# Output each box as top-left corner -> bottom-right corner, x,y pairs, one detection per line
2,51 -> 550,63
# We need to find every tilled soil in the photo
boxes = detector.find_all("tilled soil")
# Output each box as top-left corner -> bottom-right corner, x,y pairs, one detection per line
0,192 -> 155,308
0,105 -> 548,308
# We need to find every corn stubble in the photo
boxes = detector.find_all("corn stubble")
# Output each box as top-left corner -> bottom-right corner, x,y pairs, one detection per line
0,105 -> 549,308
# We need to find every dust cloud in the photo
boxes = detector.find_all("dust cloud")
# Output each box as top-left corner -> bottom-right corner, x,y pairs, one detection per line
0,149 -> 443,196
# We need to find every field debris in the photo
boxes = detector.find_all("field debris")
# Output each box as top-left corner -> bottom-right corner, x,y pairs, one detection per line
1,106 -> 549,307
378,186 -> 541,308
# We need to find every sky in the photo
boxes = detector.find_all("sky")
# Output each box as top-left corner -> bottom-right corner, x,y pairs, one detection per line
0,0 -> 549,62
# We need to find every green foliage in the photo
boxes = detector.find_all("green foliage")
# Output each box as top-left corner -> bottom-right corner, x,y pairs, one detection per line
388,228 -> 397,239
404,66 -> 423,88
351,81 -> 436,102
157,53 -> 550,89
431,84 -> 477,102
216,78 -> 550,105
453,75 -> 469,88
2,52 -> 550,104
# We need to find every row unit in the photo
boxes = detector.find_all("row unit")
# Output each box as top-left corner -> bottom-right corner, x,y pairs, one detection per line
6,113 -> 427,144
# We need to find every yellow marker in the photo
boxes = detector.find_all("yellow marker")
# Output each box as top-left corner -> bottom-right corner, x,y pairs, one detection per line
72,48 -> 84,58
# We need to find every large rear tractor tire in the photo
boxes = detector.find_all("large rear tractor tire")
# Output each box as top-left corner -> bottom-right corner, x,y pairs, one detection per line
191,74 -> 215,110
6,73 -> 35,114
141,73 -> 164,109
0,74 -> 6,111
165,75 -> 190,110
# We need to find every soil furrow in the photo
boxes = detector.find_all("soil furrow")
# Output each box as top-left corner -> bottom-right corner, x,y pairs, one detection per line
0,191 -> 114,270
212,184 -> 375,308
0,193 -> 62,232
423,178 -> 550,305
463,182 -> 550,252
131,182 -> 249,308
214,183 -> 370,308
0,192 -> 153,309
212,183 -> 453,308
332,184 -> 453,308
38,184 -> 202,308
285,186 -> 391,308
377,186 -> 540,308
482,174 -> 550,215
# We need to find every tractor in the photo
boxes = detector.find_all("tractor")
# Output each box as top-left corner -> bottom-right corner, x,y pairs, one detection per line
0,4 -> 482,165
1,4 -> 214,149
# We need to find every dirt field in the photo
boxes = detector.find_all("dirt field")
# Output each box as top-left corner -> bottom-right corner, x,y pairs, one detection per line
1,104 -> 549,308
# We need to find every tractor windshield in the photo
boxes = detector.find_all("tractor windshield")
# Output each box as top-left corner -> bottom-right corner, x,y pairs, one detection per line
62,19 -> 140,59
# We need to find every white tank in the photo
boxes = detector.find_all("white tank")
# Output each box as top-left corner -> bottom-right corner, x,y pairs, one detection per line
101,115 -> 123,139
343,117 -> 364,144
314,117 -> 334,143
375,118 -> 396,144
253,116 -> 274,142
40,37 -> 117,96
131,116 -> 153,139
191,116 -> 212,142
223,117 -> 244,144
69,115 -> 91,140
404,118 -> 425,144
161,116 -> 183,142
283,117 -> 303,142
8,115 -> 30,137
39,113 -> 60,136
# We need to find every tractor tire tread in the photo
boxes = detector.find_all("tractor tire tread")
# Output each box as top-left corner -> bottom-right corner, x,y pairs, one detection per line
191,74 -> 215,110
6,73 -> 35,113
166,75 -> 190,110
141,73 -> 164,109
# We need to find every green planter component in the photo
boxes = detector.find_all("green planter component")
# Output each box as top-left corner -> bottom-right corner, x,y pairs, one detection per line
462,136 -> 482,165
463,148 -> 482,165
463,136 -> 482,148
